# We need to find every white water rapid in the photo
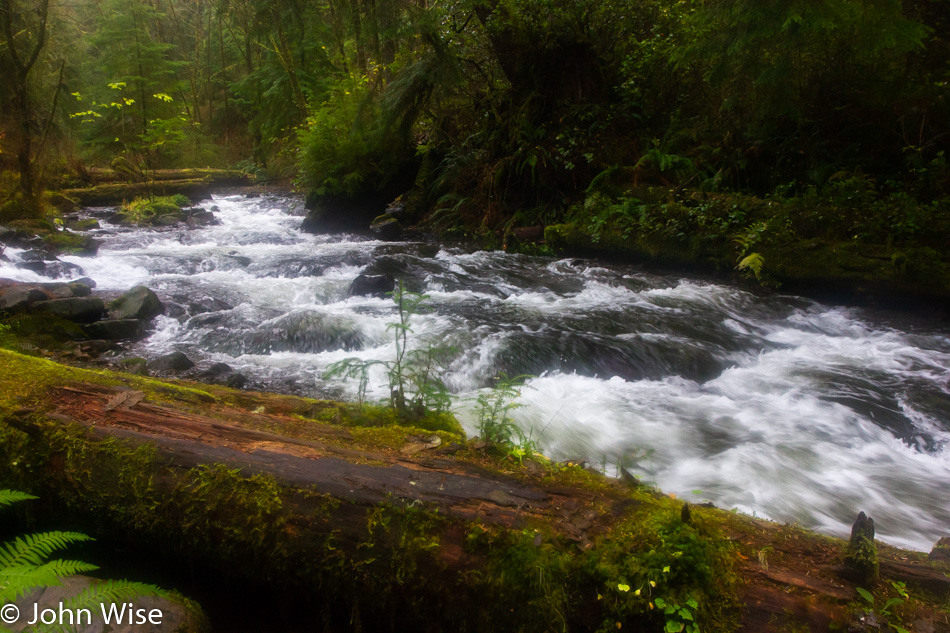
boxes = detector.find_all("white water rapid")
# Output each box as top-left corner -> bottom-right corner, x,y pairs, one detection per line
2,194 -> 948,551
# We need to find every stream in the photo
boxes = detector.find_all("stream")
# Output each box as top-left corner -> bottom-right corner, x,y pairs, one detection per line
2,193 -> 949,551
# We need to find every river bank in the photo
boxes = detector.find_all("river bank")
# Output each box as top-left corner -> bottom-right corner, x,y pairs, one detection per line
1,349 -> 949,632
2,192 -> 949,553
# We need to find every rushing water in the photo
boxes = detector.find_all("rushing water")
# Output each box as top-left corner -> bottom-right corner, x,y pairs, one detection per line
2,194 -> 949,551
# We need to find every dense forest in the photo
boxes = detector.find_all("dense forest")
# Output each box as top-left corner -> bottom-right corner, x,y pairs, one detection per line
2,0 -> 949,259
5,3 -> 950,632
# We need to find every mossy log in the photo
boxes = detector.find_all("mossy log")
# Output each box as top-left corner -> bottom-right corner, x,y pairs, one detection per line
1,350 -> 949,632
83,168 -> 249,185
61,174 -> 249,206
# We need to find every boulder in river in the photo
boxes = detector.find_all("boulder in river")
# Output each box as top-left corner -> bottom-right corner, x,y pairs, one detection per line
300,207 -> 331,234
197,362 -> 233,381
32,297 -> 105,323
185,208 -> 219,226
370,213 -> 402,240
82,319 -> 144,341
0,286 -> 48,312
348,273 -> 396,298
110,286 -> 165,321
226,373 -> 248,389
147,351 -> 195,373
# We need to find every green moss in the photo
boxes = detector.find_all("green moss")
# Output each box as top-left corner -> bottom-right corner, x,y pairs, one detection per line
0,350 -> 748,632
119,194 -> 190,225
44,230 -> 98,254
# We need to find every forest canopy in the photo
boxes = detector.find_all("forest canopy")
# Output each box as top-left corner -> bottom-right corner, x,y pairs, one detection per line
1,0 -> 948,236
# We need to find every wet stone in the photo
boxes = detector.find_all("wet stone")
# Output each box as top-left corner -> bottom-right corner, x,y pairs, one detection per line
147,351 -> 195,373
32,297 -> 105,323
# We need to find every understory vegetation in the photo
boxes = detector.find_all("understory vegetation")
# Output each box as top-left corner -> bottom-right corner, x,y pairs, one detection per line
0,0 -> 946,280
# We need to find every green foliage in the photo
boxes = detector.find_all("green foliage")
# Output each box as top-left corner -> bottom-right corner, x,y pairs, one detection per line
470,374 -> 530,446
120,194 -> 190,224
326,281 -> 454,419
0,490 -> 165,621
855,583 -> 913,633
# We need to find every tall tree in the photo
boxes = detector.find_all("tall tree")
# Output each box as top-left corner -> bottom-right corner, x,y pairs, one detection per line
0,0 -> 52,206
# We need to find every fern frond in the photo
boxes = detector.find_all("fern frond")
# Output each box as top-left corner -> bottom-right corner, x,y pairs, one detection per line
0,532 -> 95,568
0,560 -> 99,601
65,578 -> 167,613
0,490 -> 38,508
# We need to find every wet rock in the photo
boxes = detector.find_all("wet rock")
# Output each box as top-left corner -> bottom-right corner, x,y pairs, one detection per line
66,281 -> 93,297
929,536 -> 950,563
348,273 -> 395,298
300,208 -> 330,234
155,213 -> 185,226
385,196 -> 406,216
110,286 -> 165,320
202,362 -> 233,377
227,253 -> 252,267
118,357 -> 149,375
0,226 -> 39,248
0,287 -> 48,312
370,213 -> 402,240
163,301 -> 187,319
245,311 -> 364,354
19,249 -> 54,262
226,373 -> 248,389
32,297 -> 105,323
196,362 -> 236,383
43,261 -> 86,279
185,208 -> 218,226
82,319 -> 144,341
147,351 -> 195,373
15,261 -> 48,274
72,277 -> 97,289
65,217 -> 101,231
44,283 -> 81,299
188,296 -> 233,315
106,212 -> 131,226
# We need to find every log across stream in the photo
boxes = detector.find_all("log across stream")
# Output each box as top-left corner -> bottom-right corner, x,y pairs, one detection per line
1,350 -> 949,632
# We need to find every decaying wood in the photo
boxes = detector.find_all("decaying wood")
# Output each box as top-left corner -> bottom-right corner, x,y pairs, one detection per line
49,384 -> 601,537
17,381 -> 950,632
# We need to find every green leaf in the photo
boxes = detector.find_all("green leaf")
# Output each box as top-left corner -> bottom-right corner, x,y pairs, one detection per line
0,490 -> 37,508
881,597 -> 904,615
856,587 -> 874,605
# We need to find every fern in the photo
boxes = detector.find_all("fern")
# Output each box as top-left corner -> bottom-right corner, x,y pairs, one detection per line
0,532 -> 95,569
0,490 -> 37,508
737,252 -> 766,283
0,490 -> 168,616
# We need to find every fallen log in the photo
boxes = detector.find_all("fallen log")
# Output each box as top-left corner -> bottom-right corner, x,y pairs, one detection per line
61,174 -> 249,206
1,350 -> 948,633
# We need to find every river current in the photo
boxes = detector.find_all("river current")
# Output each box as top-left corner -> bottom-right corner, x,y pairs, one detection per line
2,194 -> 948,550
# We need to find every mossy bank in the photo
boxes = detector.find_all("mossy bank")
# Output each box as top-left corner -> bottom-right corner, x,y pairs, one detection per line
1,350 -> 948,632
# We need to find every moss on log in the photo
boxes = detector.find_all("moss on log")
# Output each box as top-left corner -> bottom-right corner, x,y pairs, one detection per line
61,172 -> 249,206
1,350 -> 948,632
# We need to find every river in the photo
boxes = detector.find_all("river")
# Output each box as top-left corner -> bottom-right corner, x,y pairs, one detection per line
2,193 -> 948,551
